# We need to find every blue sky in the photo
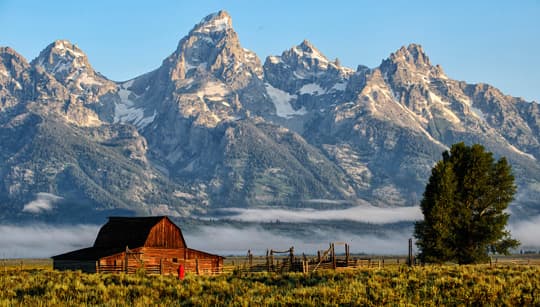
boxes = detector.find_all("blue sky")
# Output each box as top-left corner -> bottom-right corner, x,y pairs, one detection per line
1,0 -> 538,101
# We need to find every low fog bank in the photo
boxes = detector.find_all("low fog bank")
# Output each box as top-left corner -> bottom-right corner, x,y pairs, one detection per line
0,224 -> 99,258
184,226 -> 414,255
509,215 -> 540,250
1,215 -> 540,258
216,205 -> 423,224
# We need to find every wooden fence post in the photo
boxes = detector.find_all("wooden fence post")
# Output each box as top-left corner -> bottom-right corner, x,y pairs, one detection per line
196,258 -> 200,275
266,249 -> 270,272
96,261 -> 100,273
302,260 -> 309,274
289,247 -> 294,268
124,246 -> 129,273
159,258 -> 163,275
331,243 -> 336,270
408,238 -> 413,267
270,250 -> 274,272
345,244 -> 350,267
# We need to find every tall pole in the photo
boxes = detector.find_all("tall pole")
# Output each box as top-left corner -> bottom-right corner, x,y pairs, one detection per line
289,247 -> 294,268
266,249 -> 270,272
125,246 -> 129,273
345,244 -> 350,267
408,238 -> 413,267
331,243 -> 336,270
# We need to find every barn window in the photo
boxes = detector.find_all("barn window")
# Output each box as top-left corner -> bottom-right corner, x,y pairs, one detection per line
172,258 -> 178,263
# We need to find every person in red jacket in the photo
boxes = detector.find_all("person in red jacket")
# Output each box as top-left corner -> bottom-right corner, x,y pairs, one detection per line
177,264 -> 185,280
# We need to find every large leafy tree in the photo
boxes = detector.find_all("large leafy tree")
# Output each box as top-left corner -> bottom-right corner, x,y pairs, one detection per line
415,142 -> 519,264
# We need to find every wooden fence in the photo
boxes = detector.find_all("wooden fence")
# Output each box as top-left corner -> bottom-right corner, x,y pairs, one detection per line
5,249 -> 540,275
221,244 -> 540,274
96,258 -> 223,275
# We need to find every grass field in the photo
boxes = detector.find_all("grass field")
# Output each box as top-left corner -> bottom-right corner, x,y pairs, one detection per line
1,258 -> 540,306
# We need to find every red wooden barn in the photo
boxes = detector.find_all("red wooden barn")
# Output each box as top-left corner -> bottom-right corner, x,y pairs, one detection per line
52,216 -> 223,275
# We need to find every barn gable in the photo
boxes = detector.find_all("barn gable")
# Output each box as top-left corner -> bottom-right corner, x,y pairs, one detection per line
144,217 -> 187,248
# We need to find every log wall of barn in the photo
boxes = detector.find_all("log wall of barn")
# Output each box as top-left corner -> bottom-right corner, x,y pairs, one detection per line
95,247 -> 222,275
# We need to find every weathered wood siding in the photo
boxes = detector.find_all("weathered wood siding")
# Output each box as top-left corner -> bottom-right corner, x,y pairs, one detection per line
94,247 -> 223,275
145,219 -> 186,248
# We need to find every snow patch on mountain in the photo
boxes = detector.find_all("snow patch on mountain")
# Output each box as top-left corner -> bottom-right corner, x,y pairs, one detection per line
194,12 -> 232,34
440,107 -> 461,124
299,83 -> 326,95
428,91 -> 450,106
265,83 -> 306,118
53,40 -> 85,58
114,80 -> 156,129
196,81 -> 230,99
185,61 -> 207,72
76,72 -> 103,86
332,82 -> 347,91
508,144 -> 536,160
470,106 -> 486,121
268,56 -> 281,64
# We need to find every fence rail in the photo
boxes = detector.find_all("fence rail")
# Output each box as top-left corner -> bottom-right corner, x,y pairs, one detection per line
3,253 -> 540,275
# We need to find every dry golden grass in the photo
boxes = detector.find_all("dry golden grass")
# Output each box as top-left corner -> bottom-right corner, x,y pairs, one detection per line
1,260 -> 539,306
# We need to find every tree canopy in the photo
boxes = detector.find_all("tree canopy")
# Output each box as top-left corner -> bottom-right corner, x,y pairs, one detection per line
414,142 -> 519,264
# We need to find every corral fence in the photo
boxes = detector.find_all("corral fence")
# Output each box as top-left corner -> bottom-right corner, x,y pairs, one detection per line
223,243 -> 540,274
2,251 -> 540,275
228,242 -> 419,274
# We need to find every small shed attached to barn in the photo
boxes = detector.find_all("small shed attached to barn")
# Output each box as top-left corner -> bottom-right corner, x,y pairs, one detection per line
52,216 -> 223,275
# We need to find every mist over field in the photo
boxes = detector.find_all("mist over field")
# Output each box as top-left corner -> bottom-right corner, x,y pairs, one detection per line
509,215 -> 540,249
1,214 -> 539,258
215,205 -> 423,224
0,224 -> 100,259
185,226 -> 414,255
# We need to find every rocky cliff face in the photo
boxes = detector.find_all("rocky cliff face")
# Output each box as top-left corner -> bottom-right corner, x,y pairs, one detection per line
0,45 -> 202,223
262,41 -> 540,211
0,10 -> 539,222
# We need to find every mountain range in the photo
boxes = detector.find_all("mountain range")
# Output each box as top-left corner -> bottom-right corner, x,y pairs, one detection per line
1,11 -> 539,223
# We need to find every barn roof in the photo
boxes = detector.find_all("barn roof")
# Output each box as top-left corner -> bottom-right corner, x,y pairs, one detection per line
52,216 -> 222,261
52,246 -> 125,260
93,216 -> 186,248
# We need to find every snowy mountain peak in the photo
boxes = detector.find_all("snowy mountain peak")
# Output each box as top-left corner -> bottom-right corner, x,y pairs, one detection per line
0,46 -> 25,59
293,39 -> 330,64
0,47 -> 30,75
50,40 -> 86,58
30,39 -> 116,106
192,10 -> 233,34
41,40 -> 88,64
298,39 -> 317,52
389,43 -> 431,68
165,9 -> 265,85
32,40 -> 92,79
